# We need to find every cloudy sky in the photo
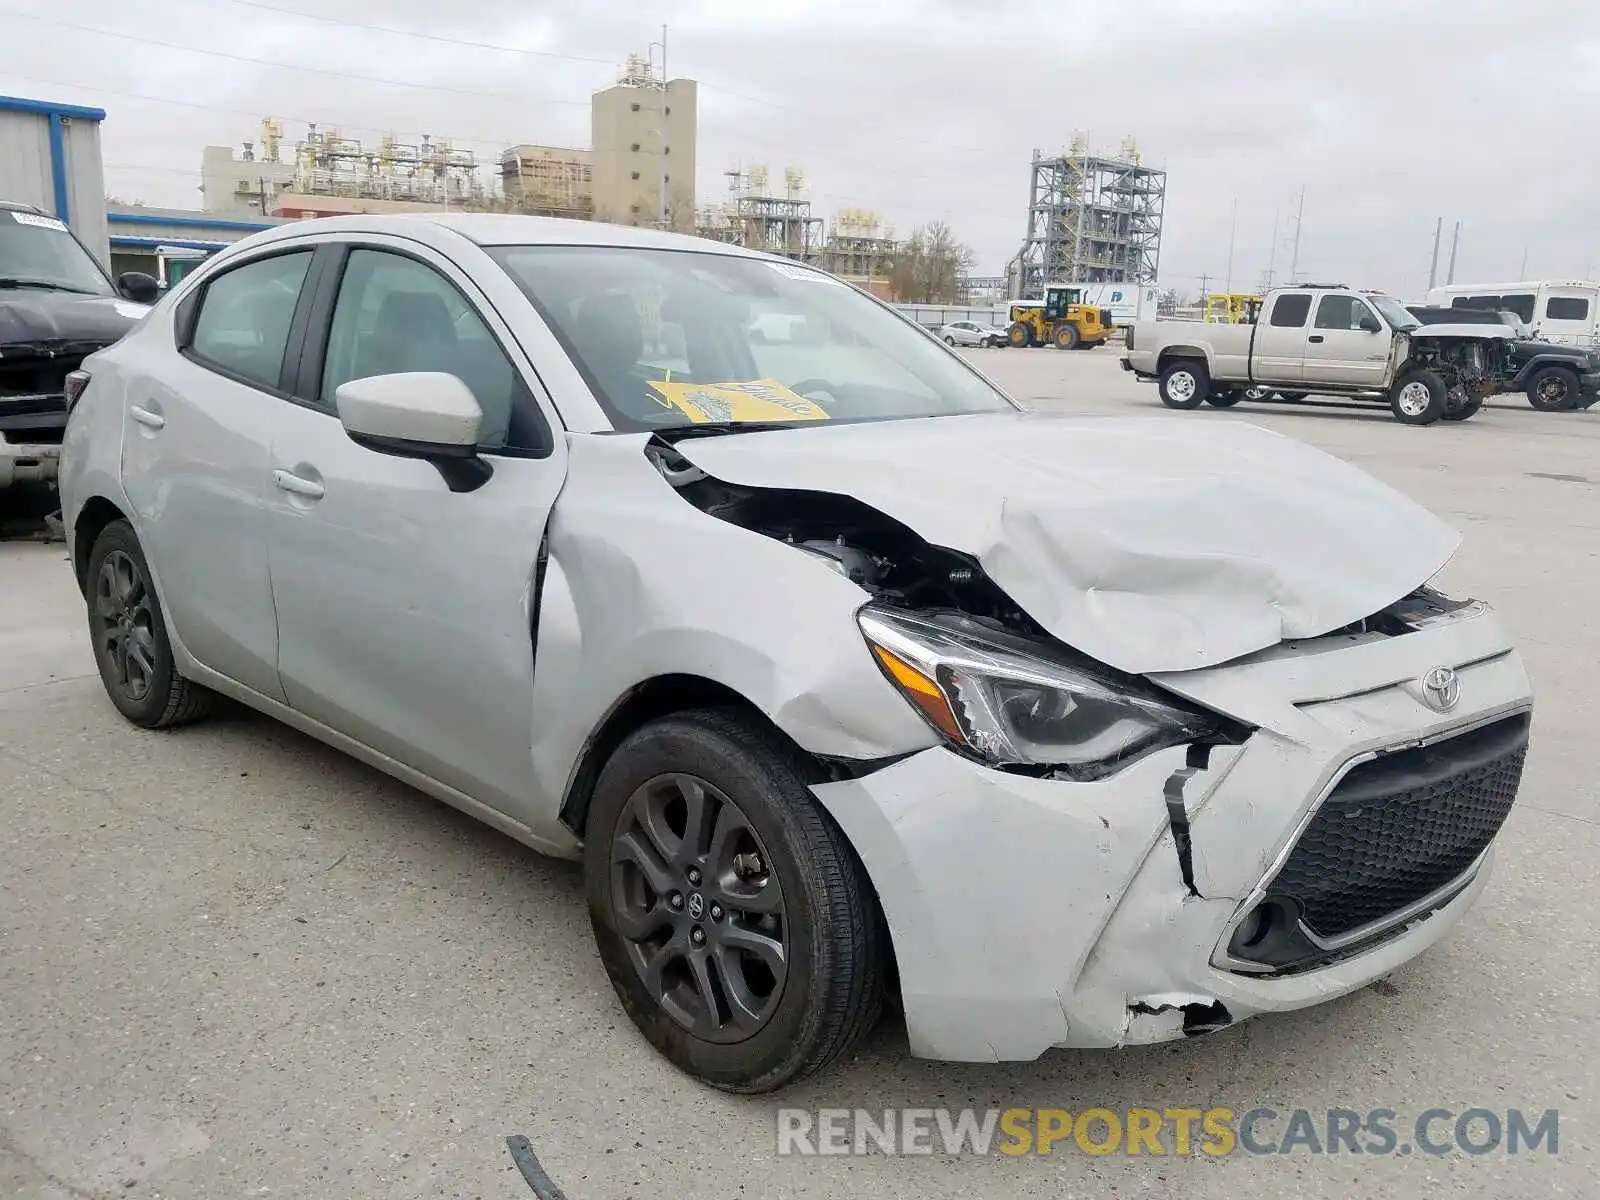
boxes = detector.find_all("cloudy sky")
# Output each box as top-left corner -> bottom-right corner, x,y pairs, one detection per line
4,0 -> 1598,295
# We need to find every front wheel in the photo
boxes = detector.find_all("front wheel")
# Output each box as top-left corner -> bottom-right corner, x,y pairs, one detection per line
1527,365 -> 1581,412
84,519 -> 213,728
1206,389 -> 1243,408
1390,370 -> 1447,424
1054,324 -> 1081,350
1442,391 -> 1484,421
585,709 -> 886,1093
1277,391 -> 1309,401
1006,321 -> 1034,348
1158,360 -> 1209,409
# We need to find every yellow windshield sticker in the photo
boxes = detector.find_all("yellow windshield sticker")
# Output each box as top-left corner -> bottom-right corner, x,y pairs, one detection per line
647,378 -> 832,424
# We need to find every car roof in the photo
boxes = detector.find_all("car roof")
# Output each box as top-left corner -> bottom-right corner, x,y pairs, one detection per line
0,199 -> 47,215
244,211 -> 776,260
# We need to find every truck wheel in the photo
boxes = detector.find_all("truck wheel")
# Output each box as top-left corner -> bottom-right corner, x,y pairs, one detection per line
1527,365 -> 1580,412
1442,390 -> 1484,421
1206,389 -> 1243,408
1158,361 -> 1209,409
585,708 -> 886,1093
1007,321 -> 1033,348
1277,391 -> 1308,401
1390,370 -> 1447,424
1054,324 -> 1081,350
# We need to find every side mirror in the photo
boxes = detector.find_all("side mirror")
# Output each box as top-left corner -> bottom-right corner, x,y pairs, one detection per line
1358,315 -> 1382,333
116,271 -> 161,305
334,372 -> 492,493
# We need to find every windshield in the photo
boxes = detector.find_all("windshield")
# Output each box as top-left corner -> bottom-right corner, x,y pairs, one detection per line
0,211 -> 113,296
485,245 -> 1016,431
1368,294 -> 1418,332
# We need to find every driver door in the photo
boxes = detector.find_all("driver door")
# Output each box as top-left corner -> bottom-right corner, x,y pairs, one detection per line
261,238 -> 568,825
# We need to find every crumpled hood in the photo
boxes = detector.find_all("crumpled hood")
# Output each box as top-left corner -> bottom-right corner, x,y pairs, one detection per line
672,411 -> 1461,674
0,288 -> 149,350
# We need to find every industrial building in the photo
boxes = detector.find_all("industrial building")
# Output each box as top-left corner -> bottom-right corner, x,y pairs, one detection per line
590,55 -> 697,230
0,94 -> 109,263
1009,135 -> 1166,298
501,145 -> 593,219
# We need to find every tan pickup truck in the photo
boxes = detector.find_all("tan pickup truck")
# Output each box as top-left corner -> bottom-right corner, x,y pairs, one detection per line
1120,284 -> 1546,424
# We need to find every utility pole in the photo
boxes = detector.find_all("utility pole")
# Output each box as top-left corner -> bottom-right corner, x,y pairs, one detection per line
1287,187 -> 1305,284
1224,197 -> 1237,298
1428,216 -> 1442,289
648,24 -> 669,230
1263,204 -> 1280,291
1446,221 -> 1460,284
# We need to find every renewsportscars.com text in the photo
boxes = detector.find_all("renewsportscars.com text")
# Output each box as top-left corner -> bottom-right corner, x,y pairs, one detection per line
776,1107 -> 1560,1157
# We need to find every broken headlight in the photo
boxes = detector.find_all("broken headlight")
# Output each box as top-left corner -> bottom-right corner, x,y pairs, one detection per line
858,606 -> 1222,777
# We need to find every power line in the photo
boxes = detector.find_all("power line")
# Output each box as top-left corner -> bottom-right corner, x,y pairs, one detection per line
0,9 -> 590,107
224,0 -> 616,65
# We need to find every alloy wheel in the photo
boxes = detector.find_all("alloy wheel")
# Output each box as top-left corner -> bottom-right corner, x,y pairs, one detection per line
609,772 -> 788,1044
1396,381 -> 1433,417
93,550 -> 158,702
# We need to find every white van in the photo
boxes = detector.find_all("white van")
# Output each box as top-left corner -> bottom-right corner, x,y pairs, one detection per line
1424,280 -> 1599,347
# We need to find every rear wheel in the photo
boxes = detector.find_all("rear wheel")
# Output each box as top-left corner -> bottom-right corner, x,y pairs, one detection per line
585,709 -> 886,1093
1527,365 -> 1580,412
84,520 -> 213,728
1006,321 -> 1034,348
1054,324 -> 1081,350
943,335 -> 956,345
1158,360 -> 1209,409
1389,370 -> 1447,424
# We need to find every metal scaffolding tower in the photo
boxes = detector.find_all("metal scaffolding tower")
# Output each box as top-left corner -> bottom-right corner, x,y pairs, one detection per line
697,165 -> 824,262
1010,135 -> 1165,297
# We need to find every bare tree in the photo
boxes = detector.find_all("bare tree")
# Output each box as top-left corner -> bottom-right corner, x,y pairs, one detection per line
888,220 -> 975,304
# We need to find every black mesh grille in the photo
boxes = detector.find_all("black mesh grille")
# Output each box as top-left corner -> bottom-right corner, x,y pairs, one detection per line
1269,713 -> 1529,940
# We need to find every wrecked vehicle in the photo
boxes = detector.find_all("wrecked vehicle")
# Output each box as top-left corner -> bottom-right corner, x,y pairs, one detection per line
1121,282 -> 1593,423
0,200 -> 158,488
58,216 -> 1534,1092
1406,305 -> 1600,412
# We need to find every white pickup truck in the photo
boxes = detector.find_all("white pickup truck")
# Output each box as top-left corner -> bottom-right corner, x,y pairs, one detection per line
1121,284 -> 1555,424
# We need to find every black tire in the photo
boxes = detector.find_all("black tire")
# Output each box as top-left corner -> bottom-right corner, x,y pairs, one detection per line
1442,394 -> 1484,422
1006,321 -> 1033,348
1389,369 -> 1448,425
1526,365 -> 1581,412
84,519 -> 213,728
584,708 -> 886,1093
1054,324 -> 1081,350
943,335 -> 956,346
1158,360 -> 1209,409
1278,391 -> 1309,401
1206,389 -> 1243,408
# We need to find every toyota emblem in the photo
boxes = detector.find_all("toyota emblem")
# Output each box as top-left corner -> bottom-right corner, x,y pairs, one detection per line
1421,666 -> 1460,713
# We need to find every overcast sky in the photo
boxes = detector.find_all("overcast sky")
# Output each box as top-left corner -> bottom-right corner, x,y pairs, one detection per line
4,0 -> 1598,295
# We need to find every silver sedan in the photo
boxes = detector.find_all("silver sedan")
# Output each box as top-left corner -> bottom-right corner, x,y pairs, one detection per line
937,320 -> 1007,347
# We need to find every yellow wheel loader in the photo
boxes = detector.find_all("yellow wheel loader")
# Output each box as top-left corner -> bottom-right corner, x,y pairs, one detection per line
1005,285 -> 1114,349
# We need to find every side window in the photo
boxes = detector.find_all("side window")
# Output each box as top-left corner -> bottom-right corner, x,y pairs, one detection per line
1500,293 -> 1535,323
1546,296 -> 1590,322
1314,294 -> 1358,330
320,249 -> 540,452
1269,293 -> 1312,328
188,251 -> 313,390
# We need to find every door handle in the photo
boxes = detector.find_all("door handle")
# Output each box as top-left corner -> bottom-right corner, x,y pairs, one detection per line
1307,335 -> 1325,343
273,469 -> 325,500
129,405 -> 165,429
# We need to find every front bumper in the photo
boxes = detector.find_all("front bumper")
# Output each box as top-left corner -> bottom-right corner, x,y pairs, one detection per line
0,395 -> 66,487
812,604 -> 1532,1062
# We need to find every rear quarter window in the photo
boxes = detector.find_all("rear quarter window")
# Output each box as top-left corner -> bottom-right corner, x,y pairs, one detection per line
1545,297 -> 1590,322
1269,294 -> 1312,327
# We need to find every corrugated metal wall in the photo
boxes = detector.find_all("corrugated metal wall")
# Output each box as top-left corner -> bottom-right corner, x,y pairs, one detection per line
0,98 -> 109,266
62,116 -> 108,265
0,109 -> 56,215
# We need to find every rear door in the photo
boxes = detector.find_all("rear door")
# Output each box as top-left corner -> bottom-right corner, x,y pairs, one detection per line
1251,292 -> 1312,382
1536,289 -> 1596,346
261,235 -> 568,823
1302,293 -> 1391,388
119,245 -> 318,701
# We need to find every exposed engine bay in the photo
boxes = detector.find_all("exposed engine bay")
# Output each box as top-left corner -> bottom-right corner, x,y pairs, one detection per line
1406,333 -> 1508,402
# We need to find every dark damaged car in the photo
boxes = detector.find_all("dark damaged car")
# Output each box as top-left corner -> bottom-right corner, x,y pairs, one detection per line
1406,304 -> 1600,411
0,201 -> 159,487
59,215 -> 1535,1092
